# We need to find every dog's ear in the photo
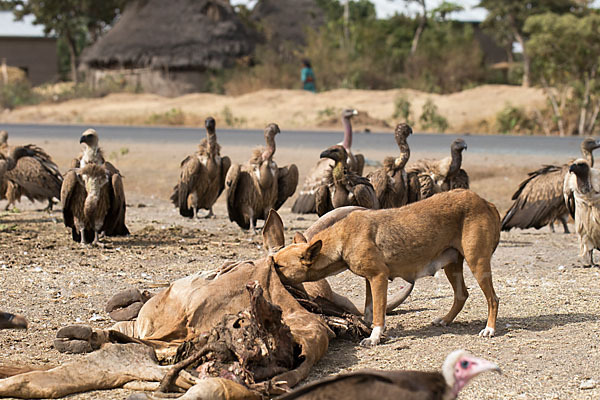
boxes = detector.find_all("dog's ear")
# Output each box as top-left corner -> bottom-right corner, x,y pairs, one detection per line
301,240 -> 322,265
293,232 -> 308,243
263,209 -> 285,253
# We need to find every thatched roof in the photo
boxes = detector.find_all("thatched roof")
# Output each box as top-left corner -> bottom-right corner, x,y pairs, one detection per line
81,0 -> 253,70
251,0 -> 324,47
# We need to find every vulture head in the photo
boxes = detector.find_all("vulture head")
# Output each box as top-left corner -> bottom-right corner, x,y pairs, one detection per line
394,123 -> 412,142
581,137 -> 600,153
342,108 -> 358,120
442,349 -> 501,398
79,128 -> 99,149
320,145 -> 348,164
569,159 -> 591,194
0,130 -> 7,146
264,123 -> 280,139
451,138 -> 468,153
205,116 -> 216,132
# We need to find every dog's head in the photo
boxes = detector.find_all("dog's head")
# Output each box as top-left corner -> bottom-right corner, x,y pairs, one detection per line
271,233 -> 323,284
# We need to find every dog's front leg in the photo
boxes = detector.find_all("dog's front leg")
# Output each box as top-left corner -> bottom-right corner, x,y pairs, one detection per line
360,274 -> 388,347
363,279 -> 373,325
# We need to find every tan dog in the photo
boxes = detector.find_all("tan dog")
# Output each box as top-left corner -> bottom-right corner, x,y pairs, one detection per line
272,189 -> 501,346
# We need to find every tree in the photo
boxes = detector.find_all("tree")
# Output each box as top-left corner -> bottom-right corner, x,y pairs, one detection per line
525,12 -> 600,136
479,0 -> 581,87
0,0 -> 129,83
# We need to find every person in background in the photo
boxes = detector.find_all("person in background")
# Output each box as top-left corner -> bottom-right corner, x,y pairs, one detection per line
301,59 -> 316,92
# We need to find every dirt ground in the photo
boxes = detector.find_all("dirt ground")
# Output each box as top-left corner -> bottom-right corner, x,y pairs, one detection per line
0,137 -> 599,400
0,85 -> 547,134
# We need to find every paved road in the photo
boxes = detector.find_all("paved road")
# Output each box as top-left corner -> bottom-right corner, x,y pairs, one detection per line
0,122 -> 585,157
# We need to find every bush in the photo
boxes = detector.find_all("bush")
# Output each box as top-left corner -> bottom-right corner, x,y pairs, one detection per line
495,103 -> 536,134
145,108 -> 185,125
0,80 -> 40,109
392,95 -> 413,124
419,99 -> 449,132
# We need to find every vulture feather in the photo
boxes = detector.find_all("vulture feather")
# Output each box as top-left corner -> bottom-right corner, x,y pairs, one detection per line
225,123 -> 298,231
0,311 -> 28,330
502,138 -> 600,233
407,138 -> 469,200
367,123 -> 412,209
564,159 -> 600,267
61,164 -> 125,245
0,131 -> 62,211
315,145 -> 378,217
67,128 -> 129,236
170,117 -> 231,218
276,350 -> 500,400
292,109 -> 365,214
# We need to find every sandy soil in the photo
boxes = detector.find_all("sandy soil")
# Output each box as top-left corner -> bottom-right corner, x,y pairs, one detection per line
0,85 -> 547,134
0,138 -> 599,400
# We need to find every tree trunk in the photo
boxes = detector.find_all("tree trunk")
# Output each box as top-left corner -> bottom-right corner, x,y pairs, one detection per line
578,73 -> 591,135
65,31 -> 79,83
514,30 -> 530,87
410,0 -> 427,55
541,78 -> 565,136
343,0 -> 350,49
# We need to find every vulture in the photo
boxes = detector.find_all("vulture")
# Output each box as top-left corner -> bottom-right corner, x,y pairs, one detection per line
315,145 -> 378,216
292,109 -> 365,214
61,163 -> 127,245
0,311 -> 28,330
502,137 -> 600,233
564,159 -> 600,267
276,349 -> 500,400
407,138 -> 469,200
67,128 -> 129,237
225,123 -> 299,231
367,123 -> 413,208
0,130 -> 62,211
170,117 -> 231,218
0,145 -> 38,181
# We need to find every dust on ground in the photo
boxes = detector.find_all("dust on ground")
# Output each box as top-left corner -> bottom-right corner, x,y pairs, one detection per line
0,85 -> 547,134
0,138 -> 599,400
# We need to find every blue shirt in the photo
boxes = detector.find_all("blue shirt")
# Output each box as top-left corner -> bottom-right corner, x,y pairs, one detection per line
301,67 -> 316,92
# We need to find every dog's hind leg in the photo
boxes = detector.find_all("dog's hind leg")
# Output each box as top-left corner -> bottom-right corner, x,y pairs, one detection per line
433,256 -> 467,327
467,257 -> 499,337
363,280 -> 373,325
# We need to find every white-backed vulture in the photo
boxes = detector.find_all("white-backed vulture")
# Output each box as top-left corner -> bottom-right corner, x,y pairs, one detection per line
502,138 -> 600,233
564,159 -> 600,267
61,163 -> 128,245
292,109 -> 365,214
170,117 -> 231,218
0,145 -> 37,180
367,123 -> 412,209
0,131 -> 63,211
225,123 -> 299,231
68,128 -> 129,236
315,145 -> 378,216
407,138 -> 469,200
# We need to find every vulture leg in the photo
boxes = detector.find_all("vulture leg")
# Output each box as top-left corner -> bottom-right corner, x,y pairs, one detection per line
585,250 -> 596,268
559,215 -> 570,234
203,208 -> 215,219
44,198 -> 54,212
433,257 -> 467,327
549,221 -> 556,233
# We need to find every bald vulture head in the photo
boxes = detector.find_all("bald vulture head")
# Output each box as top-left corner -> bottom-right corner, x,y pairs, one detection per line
442,349 -> 501,398
394,123 -> 412,142
79,128 -> 99,149
0,130 -> 7,146
320,145 -> 348,163
205,116 -> 216,132
451,138 -> 467,153
581,137 -> 600,153
342,108 -> 358,120
264,123 -> 280,139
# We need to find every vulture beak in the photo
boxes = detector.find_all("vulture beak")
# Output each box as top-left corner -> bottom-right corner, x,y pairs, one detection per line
352,109 -> 358,116
595,138 -> 600,148
79,135 -> 88,144
466,356 -> 501,376
320,148 -> 335,160
569,163 -> 588,176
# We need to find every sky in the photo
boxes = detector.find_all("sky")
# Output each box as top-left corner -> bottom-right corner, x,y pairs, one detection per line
231,0 -> 487,20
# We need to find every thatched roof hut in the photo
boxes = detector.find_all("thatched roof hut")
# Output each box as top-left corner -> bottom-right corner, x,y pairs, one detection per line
80,0 -> 253,95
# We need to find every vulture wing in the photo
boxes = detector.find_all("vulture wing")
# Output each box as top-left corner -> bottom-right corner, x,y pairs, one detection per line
5,151 -> 62,203
348,175 -> 379,209
501,165 -> 567,231
276,370 -> 447,400
60,170 -> 87,242
449,168 -> 469,190
225,163 -> 249,229
275,164 -> 299,211
171,155 -> 207,218
70,156 -> 81,169
102,170 -> 129,236
315,184 -> 333,217
292,158 -> 334,214
351,152 -> 365,176
218,155 -> 232,198
563,171 -> 577,218
406,171 -> 422,203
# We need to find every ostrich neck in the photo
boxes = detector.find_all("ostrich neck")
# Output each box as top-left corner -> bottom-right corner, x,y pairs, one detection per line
342,118 -> 352,150
262,135 -> 276,161
581,148 -> 594,167
395,140 -> 410,170
448,149 -> 463,177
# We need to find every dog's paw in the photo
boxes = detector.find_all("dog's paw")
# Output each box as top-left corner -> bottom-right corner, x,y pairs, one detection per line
360,337 -> 380,347
478,326 -> 495,338
432,317 -> 448,326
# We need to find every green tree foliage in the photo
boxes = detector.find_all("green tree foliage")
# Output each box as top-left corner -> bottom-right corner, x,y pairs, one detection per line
525,12 -> 600,136
479,0 -> 583,87
0,0 -> 129,82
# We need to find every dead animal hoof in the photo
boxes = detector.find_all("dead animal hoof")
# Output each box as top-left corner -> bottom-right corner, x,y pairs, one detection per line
56,325 -> 92,340
110,302 -> 144,321
432,317 -> 448,327
54,338 -> 93,354
106,288 -> 152,321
